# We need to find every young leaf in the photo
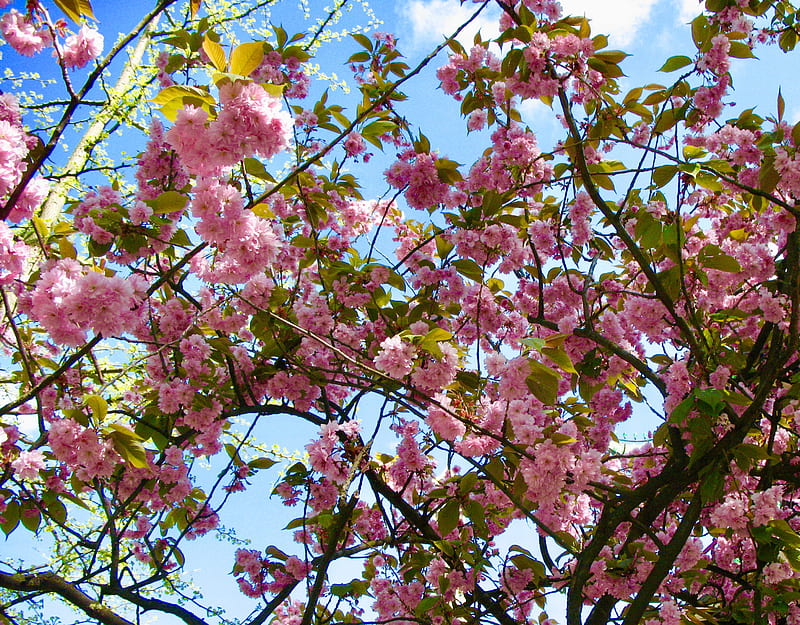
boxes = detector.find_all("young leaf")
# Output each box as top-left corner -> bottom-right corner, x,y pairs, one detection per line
437,499 -> 460,537
203,36 -> 227,71
230,42 -> 264,76
53,0 -> 94,23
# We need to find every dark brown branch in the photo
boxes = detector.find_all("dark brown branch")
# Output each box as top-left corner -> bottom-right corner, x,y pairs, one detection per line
620,490 -> 703,625
0,571 -> 133,625
103,586 -> 209,625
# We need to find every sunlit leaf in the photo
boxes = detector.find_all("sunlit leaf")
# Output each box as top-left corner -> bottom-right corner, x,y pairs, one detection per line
203,36 -> 227,71
230,42 -> 264,76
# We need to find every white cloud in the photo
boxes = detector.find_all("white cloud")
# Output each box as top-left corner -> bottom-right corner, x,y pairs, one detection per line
402,0 -> 500,50
560,0 -> 660,46
678,0 -> 704,23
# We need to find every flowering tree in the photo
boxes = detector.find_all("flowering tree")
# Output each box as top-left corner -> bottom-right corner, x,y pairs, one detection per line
4,0 -> 800,623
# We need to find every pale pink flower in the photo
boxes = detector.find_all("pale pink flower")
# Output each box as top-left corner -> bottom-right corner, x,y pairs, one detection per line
0,10 -> 49,56
343,131 -> 366,156
467,109 -> 487,131
0,222 -> 29,285
60,25 -> 103,69
11,449 -> 45,479
373,335 -> 415,378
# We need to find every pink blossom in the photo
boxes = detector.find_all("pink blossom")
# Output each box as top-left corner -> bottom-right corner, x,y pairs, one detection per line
8,176 -> 49,223
467,110 -> 487,131
0,10 -> 50,56
0,222 -> 29,285
26,259 -> 147,346
60,25 -> 103,69
167,83 -> 292,176
343,131 -> 366,156
374,335 -> 416,378
385,152 -> 453,210
11,449 -> 45,479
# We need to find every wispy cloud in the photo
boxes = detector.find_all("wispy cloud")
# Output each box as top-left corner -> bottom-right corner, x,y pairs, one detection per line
560,0 -> 660,46
401,0 -> 499,49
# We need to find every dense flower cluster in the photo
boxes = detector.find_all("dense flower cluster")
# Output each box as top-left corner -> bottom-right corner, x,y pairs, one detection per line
0,94 -> 48,223
23,258 -> 147,346
166,81 -> 292,176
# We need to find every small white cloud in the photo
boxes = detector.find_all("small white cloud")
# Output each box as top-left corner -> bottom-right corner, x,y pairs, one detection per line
518,98 -> 551,122
678,0 -> 704,23
560,0 -> 660,46
402,0 -> 499,49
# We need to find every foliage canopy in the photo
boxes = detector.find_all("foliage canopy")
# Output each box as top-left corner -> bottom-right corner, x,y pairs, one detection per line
4,1 -> 800,624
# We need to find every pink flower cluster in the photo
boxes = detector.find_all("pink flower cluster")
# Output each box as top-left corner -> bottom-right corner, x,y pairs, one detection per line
48,418 -> 118,482
25,258 -> 147,346
0,93 -> 49,223
59,25 -> 103,69
190,177 -> 282,283
465,123 -> 552,198
0,221 -> 29,285
252,52 -> 309,99
10,449 -> 45,480
71,186 -> 123,244
234,549 -> 311,598
0,9 -> 50,56
305,420 -> 361,484
373,335 -> 416,378
385,151 -> 455,210
166,81 -> 293,176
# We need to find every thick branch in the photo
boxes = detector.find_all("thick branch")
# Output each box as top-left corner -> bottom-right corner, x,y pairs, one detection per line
0,571 -> 133,625
103,586 -> 209,625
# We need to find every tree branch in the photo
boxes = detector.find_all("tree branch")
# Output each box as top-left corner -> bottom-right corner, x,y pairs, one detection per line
0,571 -> 134,625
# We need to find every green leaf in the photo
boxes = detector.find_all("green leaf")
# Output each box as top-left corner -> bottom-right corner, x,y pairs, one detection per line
203,36 -> 227,71
230,42 -> 264,76
84,394 -> 107,422
20,505 -> 41,533
728,41 -> 754,58
700,467 -> 725,503
652,164 -> 678,187
152,85 -> 214,107
415,596 -> 439,617
780,28 -> 797,52
148,191 -> 189,215
658,55 -> 692,72
691,14 -> 711,49
526,360 -> 561,405
418,327 -> 453,358
653,108 -> 681,134
452,259 -> 483,282
759,153 -> 780,194
262,83 -> 285,98
352,33 -> 373,51
551,432 -> 577,445
107,424 -> 149,469
541,347 -> 576,373
152,86 -> 215,121
435,234 -> 454,259
698,244 -> 741,272
595,50 -> 630,64
437,499 -> 460,537
1,500 -> 20,535
362,120 -> 396,137
53,0 -> 94,23
249,457 -> 277,470
46,498 -> 68,525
